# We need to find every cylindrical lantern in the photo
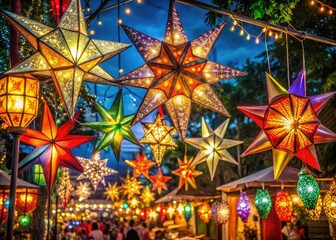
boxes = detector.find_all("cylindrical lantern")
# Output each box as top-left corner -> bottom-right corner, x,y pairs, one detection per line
323,181 -> 336,225
0,189 -> 9,224
211,201 -> 229,224
308,194 -> 323,221
275,191 -> 293,221
15,188 -> 38,214
297,168 -> 320,210
254,188 -> 272,218
237,191 -> 250,223
197,202 -> 212,223
140,209 -> 147,221
184,203 -> 192,222
0,74 -> 39,128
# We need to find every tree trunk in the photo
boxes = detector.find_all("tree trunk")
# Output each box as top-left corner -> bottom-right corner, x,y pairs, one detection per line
31,186 -> 47,240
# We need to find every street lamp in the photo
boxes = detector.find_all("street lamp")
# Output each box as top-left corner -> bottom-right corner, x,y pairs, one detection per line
0,73 -> 39,239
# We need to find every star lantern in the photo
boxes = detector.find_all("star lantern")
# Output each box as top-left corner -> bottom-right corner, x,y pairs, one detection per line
149,209 -> 158,222
307,194 -> 323,221
140,114 -> 177,166
177,203 -> 184,215
167,205 -> 175,219
125,152 -> 156,178
149,168 -> 171,195
1,0 -> 130,119
237,191 -> 250,223
275,191 -> 293,221
129,197 -> 139,209
172,154 -> 202,190
198,202 -> 212,223
297,168 -> 320,210
184,203 -> 192,222
186,118 -> 243,180
75,182 -> 91,202
104,182 -> 119,202
18,101 -> 97,191
323,181 -> 336,225
0,190 -> 8,224
254,188 -> 272,219
121,173 -> 143,199
140,209 -> 147,221
211,201 -> 229,224
140,186 -> 155,207
238,71 -> 336,179
116,1 -> 246,141
82,90 -> 141,159
77,152 -> 117,190
57,169 -> 74,208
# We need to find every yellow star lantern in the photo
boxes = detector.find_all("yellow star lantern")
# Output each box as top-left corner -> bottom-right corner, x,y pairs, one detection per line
185,118 -> 243,180
172,155 -> 202,191
140,114 -> 177,166
121,173 -> 143,199
149,168 -> 171,195
1,0 -> 130,118
77,152 -> 117,191
116,1 -> 246,140
104,182 -> 119,202
140,186 -> 155,207
75,182 -> 91,202
57,169 -> 74,208
129,197 -> 139,209
125,152 -> 156,178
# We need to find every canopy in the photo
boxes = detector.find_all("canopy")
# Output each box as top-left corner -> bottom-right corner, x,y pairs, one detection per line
0,170 -> 39,189
155,187 -> 220,203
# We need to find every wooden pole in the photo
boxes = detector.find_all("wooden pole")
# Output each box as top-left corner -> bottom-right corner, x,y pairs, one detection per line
9,0 -> 21,67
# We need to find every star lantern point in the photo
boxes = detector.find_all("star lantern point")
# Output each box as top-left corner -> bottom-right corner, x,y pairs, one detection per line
104,182 -> 120,202
125,152 -> 156,178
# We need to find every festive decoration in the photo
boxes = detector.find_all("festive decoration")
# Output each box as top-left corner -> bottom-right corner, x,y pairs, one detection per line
57,169 -> 73,208
198,202 -> 212,223
129,197 -> 139,209
186,118 -> 243,180
184,203 -> 192,222
291,194 -> 304,207
177,203 -> 184,215
238,71 -> 336,179
122,201 -> 129,210
125,152 -> 156,178
33,164 -> 46,186
140,186 -> 155,207
140,209 -> 147,221
75,182 -> 91,202
297,168 -> 320,210
77,152 -> 117,190
172,154 -> 202,190
19,215 -> 31,227
18,101 -> 96,190
211,201 -> 230,224
0,74 -> 39,128
275,191 -> 293,221
50,0 -> 70,23
121,173 -> 143,199
0,190 -> 8,224
83,90 -> 141,159
15,188 -> 38,214
323,181 -> 336,225
149,168 -> 171,195
307,194 -> 323,221
104,182 -> 119,201
140,114 -> 177,166
254,188 -> 272,218
237,191 -> 250,223
116,1 -> 246,140
149,209 -> 158,222
2,0 -> 130,118
167,205 -> 175,219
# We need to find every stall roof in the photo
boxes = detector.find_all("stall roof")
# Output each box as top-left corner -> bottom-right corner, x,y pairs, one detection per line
155,187 -> 220,203
0,170 -> 39,189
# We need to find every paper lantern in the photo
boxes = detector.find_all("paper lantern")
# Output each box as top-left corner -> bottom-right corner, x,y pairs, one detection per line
237,191 -> 250,223
198,202 -> 212,223
140,209 -> 147,221
57,169 -> 73,208
254,189 -> 272,219
297,168 -> 320,210
75,182 -> 91,202
104,182 -> 119,201
125,152 -> 156,178
0,74 -> 39,128
308,194 -> 323,221
291,194 -> 304,207
140,186 -> 155,207
19,215 -> 31,227
184,203 -> 192,222
15,188 -> 38,214
121,173 -> 143,199
0,189 -> 9,224
33,164 -> 46,186
149,168 -> 171,195
186,118 -> 243,180
275,191 -> 293,221
122,201 -> 129,210
129,197 -> 139,209
211,201 -> 229,224
323,181 -> 336,225
238,71 -> 336,179
167,205 -> 175,219
149,209 -> 158,222
177,203 -> 184,215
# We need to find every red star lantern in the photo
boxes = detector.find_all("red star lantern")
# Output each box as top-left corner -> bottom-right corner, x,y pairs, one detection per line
238,71 -> 336,179
149,168 -> 171,195
125,152 -> 156,178
19,101 -> 97,190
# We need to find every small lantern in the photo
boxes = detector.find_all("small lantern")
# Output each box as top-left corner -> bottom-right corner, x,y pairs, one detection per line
184,203 -> 192,222
198,202 -> 212,223
297,168 -> 320,210
211,201 -> 229,224
275,191 -> 293,221
19,215 -> 31,226
323,181 -> 336,225
167,205 -> 175,219
0,189 -> 9,224
139,209 -> 147,221
307,194 -> 323,221
254,188 -> 272,219
15,188 -> 38,214
237,191 -> 250,223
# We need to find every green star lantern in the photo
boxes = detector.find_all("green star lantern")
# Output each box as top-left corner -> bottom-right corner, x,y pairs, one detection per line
297,168 -> 320,210
254,188 -> 272,219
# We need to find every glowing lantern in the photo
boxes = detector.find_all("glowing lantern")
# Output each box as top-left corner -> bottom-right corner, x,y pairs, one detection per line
323,181 -> 336,225
125,152 -> 156,178
275,191 -> 293,221
149,209 -> 158,222
237,191 -> 250,223
15,188 -> 38,214
177,203 -> 184,215
122,201 -> 129,210
211,201 -> 229,224
307,194 -> 323,221
140,209 -> 147,221
130,197 -> 138,209
198,202 -> 212,223
291,194 -> 304,206
297,168 -> 320,210
184,203 -> 192,222
167,205 -> 175,219
0,189 -> 9,224
254,189 -> 272,218
19,215 -> 31,226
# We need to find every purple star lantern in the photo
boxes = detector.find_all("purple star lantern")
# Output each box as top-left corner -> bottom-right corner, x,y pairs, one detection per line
237,191 -> 251,223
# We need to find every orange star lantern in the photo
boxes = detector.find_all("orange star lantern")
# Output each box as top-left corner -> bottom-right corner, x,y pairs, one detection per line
149,168 -> 171,195
198,202 -> 212,223
238,71 -> 336,179
116,1 -> 246,140
125,152 -> 156,178
140,186 -> 155,207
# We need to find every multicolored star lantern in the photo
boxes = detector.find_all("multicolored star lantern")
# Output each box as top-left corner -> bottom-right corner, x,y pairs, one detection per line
140,114 -> 177,166
185,118 -> 243,180
75,181 -> 91,202
121,173 -> 143,199
140,186 -> 155,207
125,152 -> 156,178
19,101 -> 97,190
149,168 -> 171,195
57,169 -> 74,208
172,154 -> 202,191
1,0 -> 129,118
104,182 -> 119,201
77,152 -> 117,190
83,90 -> 141,159
116,1 -> 246,140
238,71 -> 336,179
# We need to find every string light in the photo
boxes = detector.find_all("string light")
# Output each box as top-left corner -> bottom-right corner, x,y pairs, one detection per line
97,20 -> 103,26
309,0 -> 335,16
125,7 -> 131,15
229,18 -> 264,44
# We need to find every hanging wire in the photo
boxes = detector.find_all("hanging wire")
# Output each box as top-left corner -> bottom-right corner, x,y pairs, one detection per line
285,32 -> 290,89
118,0 -> 122,77
264,33 -> 271,74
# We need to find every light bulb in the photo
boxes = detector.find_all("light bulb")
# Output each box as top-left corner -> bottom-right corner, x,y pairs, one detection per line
97,20 -> 102,26
246,34 -> 250,40
240,29 -> 244,36
125,8 -> 131,14
255,38 -> 260,44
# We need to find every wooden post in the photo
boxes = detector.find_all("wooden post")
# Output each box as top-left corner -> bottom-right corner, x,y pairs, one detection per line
10,0 -> 21,67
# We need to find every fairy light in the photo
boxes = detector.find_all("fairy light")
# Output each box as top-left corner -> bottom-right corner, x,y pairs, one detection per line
118,19 -> 122,25
255,37 -> 260,44
97,20 -> 103,26
125,7 -> 131,14
230,25 -> 235,32
246,34 -> 250,40
230,18 -> 264,44
275,34 -> 279,40
240,29 -> 244,36
89,29 -> 95,35
309,0 -> 335,16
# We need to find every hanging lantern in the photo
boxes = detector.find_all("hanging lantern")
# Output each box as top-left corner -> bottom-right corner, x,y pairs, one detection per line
129,197 -> 138,209
211,201 -> 229,224
122,201 -> 129,210
184,203 -> 192,222
198,202 -> 212,223
159,207 -> 167,222
323,181 -> 336,225
139,209 -> 147,221
237,191 -> 250,223
177,203 -> 184,215
297,168 -> 320,210
307,194 -> 323,221
15,188 -> 38,214
291,194 -> 304,207
19,215 -> 31,227
0,189 -> 9,224
149,209 -> 158,222
275,191 -> 293,221
33,164 -> 46,186
167,205 -> 175,219
254,188 -> 272,219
